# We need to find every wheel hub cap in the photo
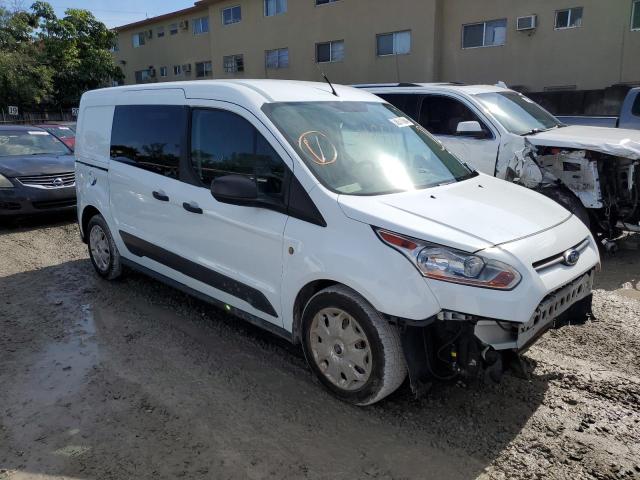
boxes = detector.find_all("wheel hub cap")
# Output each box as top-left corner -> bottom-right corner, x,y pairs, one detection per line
89,225 -> 111,272
309,307 -> 372,391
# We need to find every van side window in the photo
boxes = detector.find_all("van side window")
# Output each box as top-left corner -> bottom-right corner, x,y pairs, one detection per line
190,109 -> 286,199
418,95 -> 491,137
377,93 -> 420,120
110,105 -> 186,178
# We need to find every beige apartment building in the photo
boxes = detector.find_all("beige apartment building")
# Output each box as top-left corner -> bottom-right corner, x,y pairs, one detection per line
113,0 -> 640,92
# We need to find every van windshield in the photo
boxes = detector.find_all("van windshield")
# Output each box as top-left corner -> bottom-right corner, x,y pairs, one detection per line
262,102 -> 475,195
474,92 -> 563,135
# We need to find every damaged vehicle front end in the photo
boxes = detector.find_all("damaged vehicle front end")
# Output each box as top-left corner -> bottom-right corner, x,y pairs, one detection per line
478,92 -> 640,241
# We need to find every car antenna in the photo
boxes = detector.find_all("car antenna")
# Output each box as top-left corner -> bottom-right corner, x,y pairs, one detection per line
315,64 -> 338,97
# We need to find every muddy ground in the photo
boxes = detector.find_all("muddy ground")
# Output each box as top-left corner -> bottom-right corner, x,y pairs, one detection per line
0,214 -> 639,480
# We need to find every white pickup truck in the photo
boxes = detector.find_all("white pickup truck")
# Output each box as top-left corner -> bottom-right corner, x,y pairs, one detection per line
359,83 -> 640,240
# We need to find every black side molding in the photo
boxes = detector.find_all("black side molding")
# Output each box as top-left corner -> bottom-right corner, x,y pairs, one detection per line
119,231 -> 278,318
75,160 -> 109,172
120,258 -> 291,342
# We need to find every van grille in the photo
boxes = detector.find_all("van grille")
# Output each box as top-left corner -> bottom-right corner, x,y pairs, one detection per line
532,238 -> 590,271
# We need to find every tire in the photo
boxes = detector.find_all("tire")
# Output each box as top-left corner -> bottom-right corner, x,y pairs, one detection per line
301,285 -> 407,406
87,214 -> 122,280
539,186 -> 591,229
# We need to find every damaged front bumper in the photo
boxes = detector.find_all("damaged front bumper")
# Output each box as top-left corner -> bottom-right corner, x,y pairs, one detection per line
475,269 -> 594,351
398,269 -> 595,397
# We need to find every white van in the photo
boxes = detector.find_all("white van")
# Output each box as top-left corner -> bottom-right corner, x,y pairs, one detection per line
75,80 -> 600,405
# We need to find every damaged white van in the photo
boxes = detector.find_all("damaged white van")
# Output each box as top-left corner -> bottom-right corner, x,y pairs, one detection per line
76,80 -> 599,405
360,83 -> 640,242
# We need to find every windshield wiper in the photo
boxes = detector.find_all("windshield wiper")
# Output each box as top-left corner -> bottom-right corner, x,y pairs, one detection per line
520,128 -> 544,136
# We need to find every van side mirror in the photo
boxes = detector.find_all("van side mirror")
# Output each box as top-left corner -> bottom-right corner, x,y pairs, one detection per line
456,121 -> 486,138
211,174 -> 258,205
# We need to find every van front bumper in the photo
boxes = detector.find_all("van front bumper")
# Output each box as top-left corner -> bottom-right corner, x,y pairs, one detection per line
474,268 -> 595,351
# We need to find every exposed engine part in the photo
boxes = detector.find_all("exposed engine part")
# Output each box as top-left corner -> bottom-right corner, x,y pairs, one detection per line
507,141 -> 640,238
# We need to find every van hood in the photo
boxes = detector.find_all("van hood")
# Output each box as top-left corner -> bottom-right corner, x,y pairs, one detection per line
528,125 -> 640,160
338,174 -> 571,252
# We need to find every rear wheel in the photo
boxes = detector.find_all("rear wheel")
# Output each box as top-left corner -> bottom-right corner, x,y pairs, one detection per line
301,285 -> 406,406
87,214 -> 122,280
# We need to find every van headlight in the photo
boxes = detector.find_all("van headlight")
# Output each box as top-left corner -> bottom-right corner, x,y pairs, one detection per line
375,228 -> 521,290
0,174 -> 14,188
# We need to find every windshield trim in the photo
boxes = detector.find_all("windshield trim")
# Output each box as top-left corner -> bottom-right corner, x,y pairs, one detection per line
262,101 -> 476,197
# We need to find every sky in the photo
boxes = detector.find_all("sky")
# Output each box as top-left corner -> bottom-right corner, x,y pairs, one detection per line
44,0 -> 196,28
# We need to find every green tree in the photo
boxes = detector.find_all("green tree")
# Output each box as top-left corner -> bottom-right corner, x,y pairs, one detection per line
0,4 -> 53,106
0,1 -> 122,109
31,1 -> 123,107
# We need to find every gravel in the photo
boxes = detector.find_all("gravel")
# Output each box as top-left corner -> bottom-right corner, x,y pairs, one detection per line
0,215 -> 639,480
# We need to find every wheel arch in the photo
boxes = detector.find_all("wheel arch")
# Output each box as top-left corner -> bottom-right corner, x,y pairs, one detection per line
292,279 -> 384,345
292,279 -> 342,344
80,205 -> 101,243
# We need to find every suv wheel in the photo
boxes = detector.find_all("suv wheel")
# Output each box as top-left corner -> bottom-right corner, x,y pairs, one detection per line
301,285 -> 406,405
87,214 -> 122,280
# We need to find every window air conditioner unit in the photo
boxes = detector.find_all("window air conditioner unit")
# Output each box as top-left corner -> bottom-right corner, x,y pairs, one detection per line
516,15 -> 537,31
179,20 -> 189,30
183,63 -> 192,73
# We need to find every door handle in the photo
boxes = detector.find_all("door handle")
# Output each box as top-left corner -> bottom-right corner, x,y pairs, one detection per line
152,190 -> 169,202
183,201 -> 203,214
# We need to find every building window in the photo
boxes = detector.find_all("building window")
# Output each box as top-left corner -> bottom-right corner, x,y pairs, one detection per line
316,0 -> 339,4
376,30 -> 411,56
169,23 -> 178,35
173,65 -> 183,76
160,66 -> 168,77
157,26 -> 165,38
316,40 -> 344,63
224,54 -> 244,73
134,69 -> 150,84
193,16 -> 209,34
555,7 -> 583,29
196,61 -> 213,78
132,32 -> 146,48
462,19 -> 506,48
265,48 -> 289,69
264,0 -> 287,16
222,6 -> 241,25
632,0 -> 640,30
110,38 -> 119,52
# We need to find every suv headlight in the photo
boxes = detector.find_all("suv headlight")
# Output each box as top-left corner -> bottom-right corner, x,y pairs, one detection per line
375,228 -> 521,290
0,174 -> 14,188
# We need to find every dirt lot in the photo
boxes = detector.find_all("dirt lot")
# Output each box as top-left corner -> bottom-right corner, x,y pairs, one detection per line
1,214 -> 639,480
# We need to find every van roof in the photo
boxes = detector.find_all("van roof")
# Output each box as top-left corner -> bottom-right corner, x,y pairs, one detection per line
82,79 -> 382,106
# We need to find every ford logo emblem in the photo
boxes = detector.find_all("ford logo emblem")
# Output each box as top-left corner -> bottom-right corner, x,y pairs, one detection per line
563,249 -> 580,266
53,177 -> 64,187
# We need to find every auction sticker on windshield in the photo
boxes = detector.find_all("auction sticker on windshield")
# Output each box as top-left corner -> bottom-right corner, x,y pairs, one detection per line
389,117 -> 414,128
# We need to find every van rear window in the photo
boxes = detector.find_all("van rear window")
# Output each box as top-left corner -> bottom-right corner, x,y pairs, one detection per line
110,105 -> 187,178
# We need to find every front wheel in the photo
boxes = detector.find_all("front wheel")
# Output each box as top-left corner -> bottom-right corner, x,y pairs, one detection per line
301,285 -> 407,406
